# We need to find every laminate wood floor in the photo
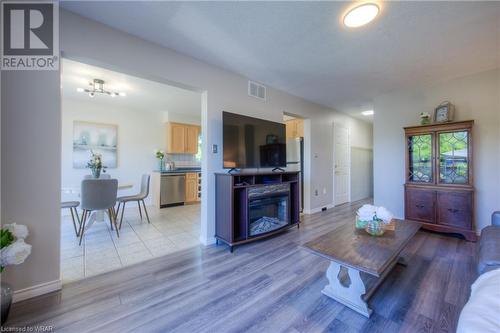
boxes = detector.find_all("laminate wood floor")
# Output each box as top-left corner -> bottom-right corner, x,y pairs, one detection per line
6,199 -> 477,333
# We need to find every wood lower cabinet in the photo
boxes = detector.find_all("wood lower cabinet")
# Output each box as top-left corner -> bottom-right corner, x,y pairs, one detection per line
404,120 -> 476,241
436,190 -> 473,230
185,173 -> 198,203
405,188 -> 435,223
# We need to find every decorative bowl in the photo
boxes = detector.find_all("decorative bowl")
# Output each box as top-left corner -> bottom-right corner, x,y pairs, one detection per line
355,215 -> 369,229
365,219 -> 385,236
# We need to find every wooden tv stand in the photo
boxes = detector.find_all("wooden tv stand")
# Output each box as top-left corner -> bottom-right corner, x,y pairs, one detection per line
215,171 -> 300,252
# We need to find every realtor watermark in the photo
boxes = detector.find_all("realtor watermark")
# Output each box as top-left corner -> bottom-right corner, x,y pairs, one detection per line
1,1 -> 59,70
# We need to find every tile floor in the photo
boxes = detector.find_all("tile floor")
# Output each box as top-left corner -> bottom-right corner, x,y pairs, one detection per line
60,203 -> 201,283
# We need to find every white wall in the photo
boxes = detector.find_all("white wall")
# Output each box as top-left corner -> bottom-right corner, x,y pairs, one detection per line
163,111 -> 201,126
61,98 -> 166,203
1,71 -> 62,295
351,147 -> 373,202
374,69 -> 500,231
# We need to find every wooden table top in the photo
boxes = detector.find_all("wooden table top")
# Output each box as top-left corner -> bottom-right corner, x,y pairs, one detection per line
302,219 -> 421,277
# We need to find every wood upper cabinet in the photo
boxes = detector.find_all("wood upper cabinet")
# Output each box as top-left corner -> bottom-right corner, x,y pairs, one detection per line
166,122 -> 200,154
185,125 -> 199,154
285,119 -> 304,139
185,173 -> 198,203
404,120 -> 476,241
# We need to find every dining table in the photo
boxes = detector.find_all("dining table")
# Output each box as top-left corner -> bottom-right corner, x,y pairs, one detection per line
61,182 -> 134,227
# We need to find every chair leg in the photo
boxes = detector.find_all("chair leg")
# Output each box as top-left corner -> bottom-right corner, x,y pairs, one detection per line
119,202 -> 126,229
79,210 -> 88,246
141,200 -> 151,224
109,208 -> 119,238
137,201 -> 143,221
115,202 -> 121,221
74,207 -> 81,233
108,209 -> 114,231
69,207 -> 79,237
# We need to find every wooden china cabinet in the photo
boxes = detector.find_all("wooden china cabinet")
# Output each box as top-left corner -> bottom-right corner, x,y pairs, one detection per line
404,120 -> 476,241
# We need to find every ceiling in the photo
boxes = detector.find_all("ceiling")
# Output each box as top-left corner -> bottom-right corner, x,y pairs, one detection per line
61,1 -> 500,121
62,58 -> 201,115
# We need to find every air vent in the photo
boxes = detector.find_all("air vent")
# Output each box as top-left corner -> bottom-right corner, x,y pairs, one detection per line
248,81 -> 266,101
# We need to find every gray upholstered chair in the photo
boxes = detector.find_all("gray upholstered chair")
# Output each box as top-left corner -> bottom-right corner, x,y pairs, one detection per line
478,211 -> 500,274
116,174 -> 151,228
61,201 -> 81,236
78,178 -> 119,245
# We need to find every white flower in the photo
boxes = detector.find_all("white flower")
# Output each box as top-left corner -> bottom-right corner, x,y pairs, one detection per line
376,206 -> 393,224
3,223 -> 29,239
0,240 -> 31,267
357,204 -> 377,221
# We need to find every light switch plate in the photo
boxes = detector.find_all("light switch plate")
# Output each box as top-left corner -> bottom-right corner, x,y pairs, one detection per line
212,144 -> 218,153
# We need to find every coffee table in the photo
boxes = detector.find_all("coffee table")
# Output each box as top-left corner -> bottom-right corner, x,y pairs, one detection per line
302,219 -> 421,317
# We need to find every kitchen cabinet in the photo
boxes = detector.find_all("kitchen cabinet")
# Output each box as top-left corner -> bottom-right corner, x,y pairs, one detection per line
185,173 -> 198,203
285,119 -> 304,139
166,122 -> 200,154
185,126 -> 199,154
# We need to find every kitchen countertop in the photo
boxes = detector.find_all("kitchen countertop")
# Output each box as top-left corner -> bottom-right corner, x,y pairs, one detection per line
153,168 -> 201,174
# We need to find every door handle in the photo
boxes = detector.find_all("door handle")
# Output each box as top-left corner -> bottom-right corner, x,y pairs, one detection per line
447,208 -> 459,213
415,204 -> 425,209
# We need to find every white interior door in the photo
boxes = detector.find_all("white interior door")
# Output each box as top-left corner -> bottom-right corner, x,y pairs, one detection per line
334,123 -> 350,206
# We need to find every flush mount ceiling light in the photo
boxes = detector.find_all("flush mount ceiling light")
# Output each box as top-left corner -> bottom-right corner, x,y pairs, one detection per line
76,79 -> 126,98
343,3 -> 380,28
362,110 -> 374,116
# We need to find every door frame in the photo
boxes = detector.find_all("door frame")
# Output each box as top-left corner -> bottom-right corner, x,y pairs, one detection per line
333,122 -> 351,206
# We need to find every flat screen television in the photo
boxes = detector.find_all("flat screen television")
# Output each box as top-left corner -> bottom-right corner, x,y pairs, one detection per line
223,111 -> 286,169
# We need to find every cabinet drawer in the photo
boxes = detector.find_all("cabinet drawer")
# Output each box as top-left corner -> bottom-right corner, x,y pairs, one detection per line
405,189 -> 435,223
437,191 -> 472,229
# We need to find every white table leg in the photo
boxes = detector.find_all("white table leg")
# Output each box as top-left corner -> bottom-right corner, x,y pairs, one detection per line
321,261 -> 372,318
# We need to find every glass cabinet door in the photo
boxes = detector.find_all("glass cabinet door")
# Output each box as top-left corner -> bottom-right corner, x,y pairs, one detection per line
408,134 -> 433,183
438,131 -> 469,184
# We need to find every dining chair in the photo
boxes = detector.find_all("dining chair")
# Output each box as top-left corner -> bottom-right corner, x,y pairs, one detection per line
116,174 -> 151,229
78,178 -> 119,245
61,201 -> 81,236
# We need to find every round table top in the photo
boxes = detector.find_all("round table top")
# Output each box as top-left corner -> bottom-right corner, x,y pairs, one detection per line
61,183 -> 133,194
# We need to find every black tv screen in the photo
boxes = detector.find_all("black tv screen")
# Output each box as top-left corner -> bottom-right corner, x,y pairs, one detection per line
223,111 -> 286,169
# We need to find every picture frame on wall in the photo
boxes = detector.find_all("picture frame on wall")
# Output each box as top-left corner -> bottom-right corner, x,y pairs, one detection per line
434,101 -> 455,123
73,121 -> 118,168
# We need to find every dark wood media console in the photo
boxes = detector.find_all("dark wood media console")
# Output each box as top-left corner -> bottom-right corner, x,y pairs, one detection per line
215,171 -> 300,252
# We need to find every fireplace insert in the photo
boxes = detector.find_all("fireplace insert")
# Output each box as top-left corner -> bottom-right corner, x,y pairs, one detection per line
248,192 -> 290,237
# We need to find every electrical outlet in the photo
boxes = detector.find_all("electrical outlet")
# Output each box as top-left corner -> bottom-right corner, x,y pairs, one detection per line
315,189 -> 319,196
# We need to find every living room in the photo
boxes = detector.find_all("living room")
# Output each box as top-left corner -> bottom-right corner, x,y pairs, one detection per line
1,1 -> 499,332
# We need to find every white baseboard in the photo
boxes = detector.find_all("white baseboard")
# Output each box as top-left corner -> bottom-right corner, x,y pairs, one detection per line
13,279 -> 62,303
303,203 -> 335,215
199,235 -> 216,246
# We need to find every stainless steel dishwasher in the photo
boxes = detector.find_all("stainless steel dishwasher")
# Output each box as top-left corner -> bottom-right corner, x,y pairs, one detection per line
160,174 -> 186,207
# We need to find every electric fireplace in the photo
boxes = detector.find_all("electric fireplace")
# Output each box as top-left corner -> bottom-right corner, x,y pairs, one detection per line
248,184 -> 290,237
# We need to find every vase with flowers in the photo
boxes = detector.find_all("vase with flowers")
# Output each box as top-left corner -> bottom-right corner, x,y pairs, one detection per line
86,151 -> 107,178
1,223 -> 32,324
154,149 -> 165,171
355,204 -> 394,236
